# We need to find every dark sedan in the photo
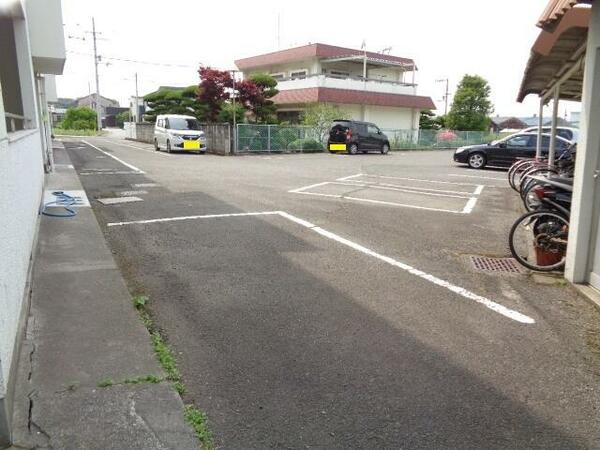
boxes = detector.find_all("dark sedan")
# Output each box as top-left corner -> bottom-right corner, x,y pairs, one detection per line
453,132 -> 572,169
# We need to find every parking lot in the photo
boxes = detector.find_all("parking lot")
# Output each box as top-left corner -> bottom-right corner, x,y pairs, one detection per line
63,136 -> 600,449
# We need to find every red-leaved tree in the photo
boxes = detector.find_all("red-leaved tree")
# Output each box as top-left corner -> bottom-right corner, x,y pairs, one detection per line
198,67 -> 279,123
198,67 -> 233,122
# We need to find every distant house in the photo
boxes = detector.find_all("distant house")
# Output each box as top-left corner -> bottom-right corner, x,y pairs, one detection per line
235,43 -> 435,130
519,115 -> 575,128
74,94 -> 120,126
490,116 -> 527,133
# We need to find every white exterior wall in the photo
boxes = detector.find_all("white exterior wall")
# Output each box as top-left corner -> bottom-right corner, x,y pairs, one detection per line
0,130 -> 43,393
24,0 -> 66,75
276,76 -> 417,96
0,0 -> 65,442
364,105 -> 415,129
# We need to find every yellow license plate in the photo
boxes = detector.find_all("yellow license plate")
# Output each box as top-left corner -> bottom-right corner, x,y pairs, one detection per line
183,140 -> 200,150
329,144 -> 347,151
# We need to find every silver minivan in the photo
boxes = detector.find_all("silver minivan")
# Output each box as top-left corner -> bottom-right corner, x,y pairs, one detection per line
154,114 -> 207,153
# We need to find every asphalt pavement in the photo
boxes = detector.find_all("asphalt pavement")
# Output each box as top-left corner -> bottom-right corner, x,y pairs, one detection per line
63,136 -> 600,449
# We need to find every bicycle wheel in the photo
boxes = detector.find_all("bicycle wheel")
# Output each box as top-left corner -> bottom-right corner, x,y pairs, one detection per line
509,210 -> 569,272
513,161 -> 541,192
519,167 -> 559,199
509,159 -> 534,191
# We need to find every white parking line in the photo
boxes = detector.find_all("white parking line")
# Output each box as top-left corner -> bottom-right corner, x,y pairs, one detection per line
95,138 -> 172,157
107,211 -> 281,227
81,140 -> 145,173
448,173 -> 506,181
339,179 -> 480,196
336,173 -> 364,181
288,181 -> 332,193
331,182 -> 474,199
292,191 -> 467,213
107,210 -> 534,324
79,171 -> 144,176
362,174 -> 482,187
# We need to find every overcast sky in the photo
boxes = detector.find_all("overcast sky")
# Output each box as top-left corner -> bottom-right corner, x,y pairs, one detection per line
56,0 -> 580,119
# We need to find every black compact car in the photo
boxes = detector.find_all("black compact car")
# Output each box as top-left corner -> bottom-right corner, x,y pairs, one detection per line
328,120 -> 390,155
453,132 -> 572,169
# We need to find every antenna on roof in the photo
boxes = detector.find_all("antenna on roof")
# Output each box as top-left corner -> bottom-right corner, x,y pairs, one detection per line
380,47 -> 392,54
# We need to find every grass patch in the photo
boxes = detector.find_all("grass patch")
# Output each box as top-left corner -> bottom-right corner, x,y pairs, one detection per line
184,404 -> 214,449
151,332 -> 181,382
98,374 -> 162,388
123,374 -> 162,385
131,293 -> 212,447
98,379 -> 115,388
53,128 -> 99,136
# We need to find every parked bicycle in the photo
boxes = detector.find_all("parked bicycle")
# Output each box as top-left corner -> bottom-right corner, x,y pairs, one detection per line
509,177 -> 572,271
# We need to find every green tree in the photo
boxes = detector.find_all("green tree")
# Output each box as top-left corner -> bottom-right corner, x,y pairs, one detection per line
60,107 -> 97,130
446,75 -> 493,131
218,102 -> 245,124
301,103 -> 348,143
144,86 -> 207,123
115,111 -> 130,128
246,73 -> 278,123
419,110 -> 445,130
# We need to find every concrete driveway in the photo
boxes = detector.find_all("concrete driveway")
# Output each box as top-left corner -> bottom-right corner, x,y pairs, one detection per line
63,136 -> 600,449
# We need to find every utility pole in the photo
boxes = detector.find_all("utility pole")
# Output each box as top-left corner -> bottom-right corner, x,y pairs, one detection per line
134,72 -> 139,123
231,71 -> 237,153
92,17 -> 102,131
436,78 -> 450,115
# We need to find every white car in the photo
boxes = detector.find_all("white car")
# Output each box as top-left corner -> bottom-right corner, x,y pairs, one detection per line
154,114 -> 207,153
521,126 -> 578,143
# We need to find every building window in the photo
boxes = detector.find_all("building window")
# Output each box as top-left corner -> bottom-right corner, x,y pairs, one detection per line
270,72 -> 285,81
289,69 -> 307,80
0,17 -> 27,132
329,70 -> 350,79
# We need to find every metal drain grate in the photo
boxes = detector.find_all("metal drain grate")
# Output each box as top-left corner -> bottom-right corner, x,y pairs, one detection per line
470,256 -> 524,273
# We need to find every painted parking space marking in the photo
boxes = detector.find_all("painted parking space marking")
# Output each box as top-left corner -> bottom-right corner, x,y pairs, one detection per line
97,196 -> 144,205
107,210 -> 534,325
119,190 -> 148,196
81,140 -> 145,173
132,183 -> 160,188
448,173 -> 506,181
79,171 -> 144,176
95,138 -> 172,157
291,173 -> 484,214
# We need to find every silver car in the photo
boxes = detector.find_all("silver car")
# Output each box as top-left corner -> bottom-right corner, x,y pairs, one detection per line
154,114 -> 207,153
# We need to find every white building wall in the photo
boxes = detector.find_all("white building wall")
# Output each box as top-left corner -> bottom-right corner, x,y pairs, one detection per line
0,130 -> 43,392
364,105 -> 415,129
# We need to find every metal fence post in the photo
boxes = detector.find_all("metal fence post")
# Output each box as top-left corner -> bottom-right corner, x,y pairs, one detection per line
267,125 -> 271,153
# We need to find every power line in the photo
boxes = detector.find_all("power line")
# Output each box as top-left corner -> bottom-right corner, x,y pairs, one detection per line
66,50 -> 197,68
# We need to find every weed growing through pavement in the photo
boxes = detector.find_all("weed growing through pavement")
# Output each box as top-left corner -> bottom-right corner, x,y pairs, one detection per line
132,294 -> 212,448
184,405 -> 213,449
97,375 -> 162,388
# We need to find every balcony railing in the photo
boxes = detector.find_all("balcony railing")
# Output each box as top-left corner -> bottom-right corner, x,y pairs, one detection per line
276,74 -> 417,96
5,112 -> 32,133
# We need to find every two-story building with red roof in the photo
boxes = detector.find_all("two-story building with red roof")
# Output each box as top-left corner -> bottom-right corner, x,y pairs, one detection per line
235,43 -> 435,130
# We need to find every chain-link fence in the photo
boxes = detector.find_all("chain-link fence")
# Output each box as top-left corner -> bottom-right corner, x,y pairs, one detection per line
383,129 -> 501,150
237,124 -> 323,153
236,124 -> 502,153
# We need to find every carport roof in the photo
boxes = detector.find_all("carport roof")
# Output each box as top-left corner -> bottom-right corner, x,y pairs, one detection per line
517,5 -> 590,102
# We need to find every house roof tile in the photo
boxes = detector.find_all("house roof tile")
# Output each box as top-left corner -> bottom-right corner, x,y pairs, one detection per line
235,43 -> 415,70
272,87 -> 435,110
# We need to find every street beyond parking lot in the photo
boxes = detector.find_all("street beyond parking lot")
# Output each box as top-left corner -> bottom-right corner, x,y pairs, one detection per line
63,136 -> 600,449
